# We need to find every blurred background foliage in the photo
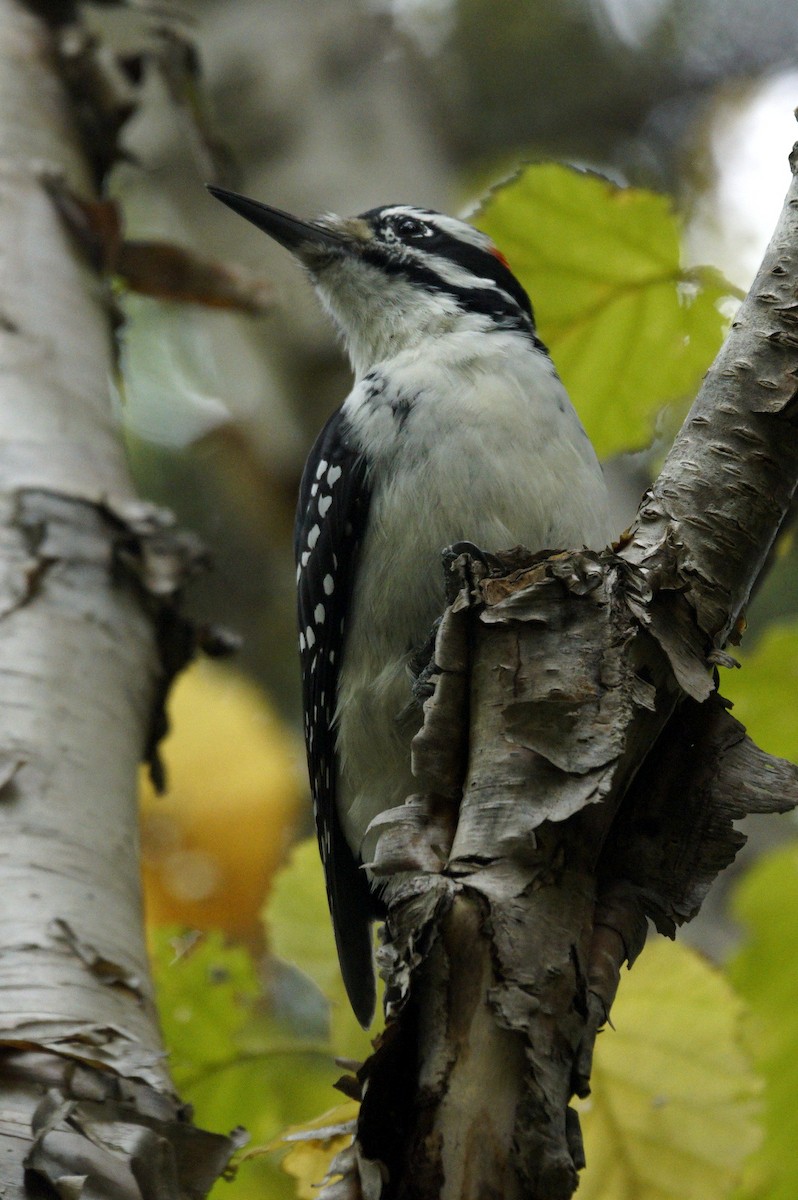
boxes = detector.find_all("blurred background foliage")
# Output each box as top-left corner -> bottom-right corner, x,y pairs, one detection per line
85,0 -> 798,1194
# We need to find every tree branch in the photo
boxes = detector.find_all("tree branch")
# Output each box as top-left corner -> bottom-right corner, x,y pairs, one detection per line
623,139 -> 798,669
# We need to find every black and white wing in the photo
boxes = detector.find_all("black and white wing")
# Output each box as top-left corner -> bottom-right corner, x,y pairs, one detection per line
294,406 -> 376,1027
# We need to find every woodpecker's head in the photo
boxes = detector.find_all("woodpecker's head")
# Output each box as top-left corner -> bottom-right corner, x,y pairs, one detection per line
208,187 -> 539,376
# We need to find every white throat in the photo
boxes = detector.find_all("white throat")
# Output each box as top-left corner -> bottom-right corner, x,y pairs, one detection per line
312,258 -> 498,379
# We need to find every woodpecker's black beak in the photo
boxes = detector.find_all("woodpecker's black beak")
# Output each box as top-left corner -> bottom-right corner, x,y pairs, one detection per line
207,185 -> 347,259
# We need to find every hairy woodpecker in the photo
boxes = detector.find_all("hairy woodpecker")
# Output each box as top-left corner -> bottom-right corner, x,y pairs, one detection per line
208,185 -> 613,1026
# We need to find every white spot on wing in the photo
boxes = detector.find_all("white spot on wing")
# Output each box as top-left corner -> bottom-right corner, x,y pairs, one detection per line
327,465 -> 342,485
314,603 -> 325,624
323,574 -> 334,595
306,626 -> 316,648
308,525 -> 320,549
316,459 -> 328,479
318,495 -> 332,518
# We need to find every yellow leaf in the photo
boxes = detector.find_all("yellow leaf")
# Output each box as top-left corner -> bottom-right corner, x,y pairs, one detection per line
578,940 -> 761,1200
269,1102 -> 359,1199
140,659 -> 303,938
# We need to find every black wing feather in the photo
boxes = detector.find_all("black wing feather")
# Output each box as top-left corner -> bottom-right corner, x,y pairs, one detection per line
295,407 -> 376,1027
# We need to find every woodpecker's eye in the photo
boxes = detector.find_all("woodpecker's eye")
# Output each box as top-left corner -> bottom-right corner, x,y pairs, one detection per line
393,215 -> 431,240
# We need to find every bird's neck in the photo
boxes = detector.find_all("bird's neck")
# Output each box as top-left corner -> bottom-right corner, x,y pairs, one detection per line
312,267 -> 505,380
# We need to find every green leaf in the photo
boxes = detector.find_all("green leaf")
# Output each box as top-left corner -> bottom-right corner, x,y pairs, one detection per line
742,527 -> 798,638
728,844 -> 798,1200
265,838 -> 382,1061
578,940 -> 761,1200
476,164 -> 739,457
150,929 -> 337,1200
719,620 -> 798,764
266,840 -> 342,1004
151,928 -> 260,1086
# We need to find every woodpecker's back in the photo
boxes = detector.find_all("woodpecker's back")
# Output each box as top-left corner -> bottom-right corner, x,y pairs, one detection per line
208,187 -> 614,1027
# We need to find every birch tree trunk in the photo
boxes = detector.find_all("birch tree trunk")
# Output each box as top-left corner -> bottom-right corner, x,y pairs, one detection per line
0,3 -> 237,1194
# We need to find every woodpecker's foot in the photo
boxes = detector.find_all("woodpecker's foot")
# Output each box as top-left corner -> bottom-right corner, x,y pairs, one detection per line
408,619 -> 441,703
443,540 -> 503,572
441,540 -> 505,600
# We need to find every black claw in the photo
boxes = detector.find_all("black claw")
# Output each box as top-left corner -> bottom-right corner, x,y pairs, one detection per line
443,540 -> 503,572
408,618 -> 441,703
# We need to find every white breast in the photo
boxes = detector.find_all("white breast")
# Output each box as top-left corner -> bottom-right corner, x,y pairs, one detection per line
334,331 -> 613,863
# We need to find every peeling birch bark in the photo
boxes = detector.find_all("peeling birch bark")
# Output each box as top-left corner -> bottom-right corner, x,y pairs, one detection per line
320,144 -> 798,1198
623,143 -> 798,666
0,3 -> 239,1196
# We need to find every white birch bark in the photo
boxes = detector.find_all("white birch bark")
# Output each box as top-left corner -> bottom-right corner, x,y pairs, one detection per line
0,3 -> 237,1194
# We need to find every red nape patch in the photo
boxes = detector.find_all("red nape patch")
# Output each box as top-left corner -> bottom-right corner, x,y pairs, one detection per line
489,246 -> 512,271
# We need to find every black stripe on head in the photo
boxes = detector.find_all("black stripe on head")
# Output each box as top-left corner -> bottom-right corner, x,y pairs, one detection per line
358,205 -> 540,341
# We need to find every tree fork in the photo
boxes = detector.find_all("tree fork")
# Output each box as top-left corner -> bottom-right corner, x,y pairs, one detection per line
322,139 -> 798,1198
